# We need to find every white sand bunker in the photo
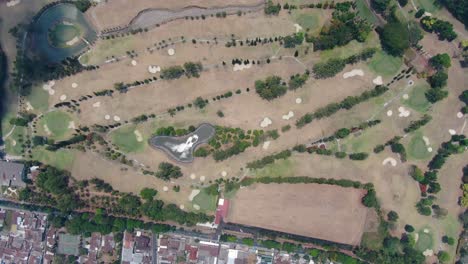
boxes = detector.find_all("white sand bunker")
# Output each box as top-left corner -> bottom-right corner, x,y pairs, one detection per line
168,48 -> 175,56
68,121 -> 75,129
398,106 -> 410,117
71,82 -> 78,88
113,116 -> 121,121
190,173 -> 196,180
457,112 -> 464,118
422,249 -> 433,257
104,115 -> 110,120
373,76 -> 383,85
382,157 -> 397,167
422,136 -> 430,146
448,129 -> 456,135
343,69 -> 364,79
199,176 -> 206,182
179,204 -> 185,210
134,130 -> 143,142
233,63 -> 252,71
414,233 -> 419,242
163,186 -> 169,192
221,171 -> 227,177
260,117 -> 272,128
92,101 -> 101,108
402,94 -> 409,100
423,229 -> 429,233
262,141 -> 271,150
282,111 -> 294,120
295,97 -> 302,104
42,80 -> 56,95
11,140 -> 16,146
131,60 -> 137,66
66,37 -> 79,46
193,204 -> 200,210
148,65 -> 161,74
188,189 -> 200,201
43,124 -> 52,135
386,110 -> 393,117
6,0 -> 21,7
293,23 -> 303,33
427,147 -> 433,152
26,101 -> 34,111
60,95 -> 67,101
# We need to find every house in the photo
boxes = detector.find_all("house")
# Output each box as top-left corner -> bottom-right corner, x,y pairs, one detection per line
214,198 -> 230,225
0,161 -> 26,188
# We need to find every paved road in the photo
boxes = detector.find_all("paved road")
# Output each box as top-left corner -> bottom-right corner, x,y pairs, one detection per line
152,232 -> 158,264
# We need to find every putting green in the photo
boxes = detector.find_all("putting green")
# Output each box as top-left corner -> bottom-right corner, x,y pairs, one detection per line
110,125 -> 146,153
408,132 -> 432,160
368,50 -> 403,78
49,22 -> 81,47
293,10 -> 325,34
253,158 -> 296,178
403,84 -> 431,112
32,147 -> 75,170
39,111 -> 73,140
192,188 -> 217,212
415,229 -> 434,252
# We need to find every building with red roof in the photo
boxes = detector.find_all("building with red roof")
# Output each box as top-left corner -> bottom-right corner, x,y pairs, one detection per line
214,198 -> 230,225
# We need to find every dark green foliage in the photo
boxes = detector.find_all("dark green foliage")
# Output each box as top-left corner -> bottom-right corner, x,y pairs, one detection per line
281,125 -> 291,132
404,114 -> 432,133
155,162 -> 183,181
387,211 -> 399,221
425,88 -> 448,103
293,144 -> 307,152
282,242 -> 301,253
335,151 -> 347,159
36,167 -> 69,196
437,250 -> 450,262
373,144 -> 385,153
442,235 -> 455,245
154,126 -> 193,137
9,112 -> 36,126
379,22 -> 410,56
246,150 -> 292,169
335,128 -> 351,138
220,234 -> 238,242
241,238 -> 254,246
114,82 -> 127,93
160,65 -> 185,79
429,53 -> 451,70
409,165 -> 424,183
140,188 -> 157,201
415,9 -> 425,18
420,16 -> 457,41
288,72 -> 309,90
362,189 -> 378,208
404,224 -> 414,232
46,134 -> 86,151
194,147 -> 210,157
264,0 -> 281,15
283,33 -> 304,48
397,0 -> 408,7
371,0 -> 391,13
255,76 -> 287,100
260,239 -> 281,249
349,152 -> 369,160
439,0 -> 468,27
213,141 -> 251,161
183,62 -> 203,78
90,178 -> 113,192
312,59 -> 346,78
74,0 -> 92,12
428,71 -> 448,88
390,142 -> 407,162
216,110 -> 224,117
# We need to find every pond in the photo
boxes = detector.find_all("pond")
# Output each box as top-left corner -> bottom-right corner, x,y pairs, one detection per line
149,123 -> 216,163
29,3 -> 97,63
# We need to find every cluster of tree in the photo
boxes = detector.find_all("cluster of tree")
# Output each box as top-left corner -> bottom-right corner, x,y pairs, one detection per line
420,16 -> 457,41
264,0 -> 281,15
426,53 -> 451,103
439,0 -> 468,27
46,134 -> 86,151
183,62 -> 203,78
193,96 -> 208,109
246,150 -> 292,169
349,152 -> 369,160
93,89 -> 114,97
283,33 -> 304,48
312,48 -> 376,78
428,135 -> 467,171
296,85 -> 388,127
403,114 -> 432,133
371,0 -> 391,13
308,8 -> 371,51
9,112 -> 36,126
378,21 -> 409,56
255,75 -> 287,100
155,162 -> 183,181
385,136 -> 407,162
459,90 -> 468,114
154,125 -> 196,137
288,72 -> 309,90
90,178 -> 114,193
159,62 -> 203,80
73,0 -> 92,12
461,166 -> 468,207
213,140 -> 251,161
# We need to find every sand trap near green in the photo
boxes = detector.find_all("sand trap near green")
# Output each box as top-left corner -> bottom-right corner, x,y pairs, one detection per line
110,125 -> 146,153
407,132 -> 432,160
403,84 -> 431,113
192,188 -> 218,212
415,228 -> 434,252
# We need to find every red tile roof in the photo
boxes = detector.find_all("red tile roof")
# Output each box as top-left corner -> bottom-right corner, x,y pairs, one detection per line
215,199 -> 230,225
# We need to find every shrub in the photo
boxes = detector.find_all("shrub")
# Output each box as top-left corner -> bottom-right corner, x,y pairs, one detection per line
374,144 -> 385,153
160,65 -> 185,79
265,0 -> 281,15
255,76 -> 287,100
335,152 -> 347,159
415,9 -> 425,18
349,152 -> 369,160
404,224 -> 415,232
362,189 -> 378,208
387,210 -> 399,221
288,72 -> 309,90
155,162 -> 183,181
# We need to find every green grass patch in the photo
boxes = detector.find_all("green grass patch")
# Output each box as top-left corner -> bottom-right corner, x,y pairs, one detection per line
80,36 -> 136,65
415,228 -> 434,251
110,125 -> 146,153
361,220 -> 386,250
253,158 -> 296,178
407,132 -> 432,160
1,111 -> 15,137
39,111 -> 73,140
320,31 -> 379,61
356,0 -> 378,24
403,84 -> 430,112
31,147 -> 75,170
4,127 -> 26,156
414,0 -> 441,13
48,22 -> 81,48
26,86 -> 49,112
192,188 -> 217,212
293,10 -> 324,34
367,50 -> 403,78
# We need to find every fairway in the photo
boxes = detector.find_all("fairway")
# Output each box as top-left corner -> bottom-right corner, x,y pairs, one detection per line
79,36 -> 136,65
32,147 -> 76,170
39,111 -> 73,140
320,31 -> 380,60
407,132 -> 432,160
110,125 -> 146,153
403,84 -> 430,112
368,50 -> 402,77
253,158 -> 296,178
192,188 -> 218,212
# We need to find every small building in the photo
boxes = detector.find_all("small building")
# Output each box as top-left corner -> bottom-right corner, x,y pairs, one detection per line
0,161 -> 25,188
214,198 -> 230,225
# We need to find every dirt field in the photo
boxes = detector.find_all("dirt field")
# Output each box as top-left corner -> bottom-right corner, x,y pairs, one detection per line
227,183 -> 370,245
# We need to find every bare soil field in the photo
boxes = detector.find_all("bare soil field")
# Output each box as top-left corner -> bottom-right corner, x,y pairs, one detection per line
227,183 -> 370,245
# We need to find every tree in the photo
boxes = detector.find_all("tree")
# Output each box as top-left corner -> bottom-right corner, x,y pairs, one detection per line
255,76 -> 287,100
371,0 -> 391,13
409,165 -> 424,182
437,251 -> 450,263
288,73 -> 308,90
264,0 -> 281,15
114,82 -> 127,93
183,62 -> 202,78
312,59 -> 346,78
379,22 -> 410,56
429,71 -> 448,88
425,88 -> 448,103
442,235 -> 455,245
193,97 -> 207,109
156,162 -> 183,181
362,189 -> 378,207
397,0 -> 408,7
429,53 -> 451,70
335,128 -> 351,138
387,210 -> 399,221
160,66 -> 185,79
140,188 -> 158,201
415,8 -> 425,18
383,237 -> 400,254
404,224 -> 415,232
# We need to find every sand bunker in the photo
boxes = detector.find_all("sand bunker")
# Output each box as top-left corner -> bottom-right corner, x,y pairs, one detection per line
427,147 -> 433,152
42,81 -> 56,95
199,176 -> 206,182
398,106 -> 410,117
386,110 -> 393,117
11,140 -> 16,146
134,130 -> 143,142
282,111 -> 294,120
414,233 -> 419,242
168,48 -> 175,56
193,204 -> 200,210
60,95 -> 67,101
66,36 -> 80,46
260,117 -> 272,128
148,65 -> 161,74
92,101 -> 101,108
190,173 -> 196,180
293,23 -> 303,33
188,189 -> 200,201
26,101 -> 34,111
179,204 -> 185,209
104,115 -> 110,120
43,124 -> 52,136
457,112 -> 464,118
221,171 -> 227,177
71,82 -> 78,88
262,141 -> 271,150
402,94 -> 409,100
6,0 -> 21,7
382,157 -> 397,167
422,249 -> 433,257
448,129 -> 456,135
422,136 -> 430,146
295,98 -> 302,104
343,69 -> 364,79
423,229 -> 429,233
113,116 -> 121,121
163,186 -> 168,192
68,121 -> 75,129
131,60 -> 137,66
233,63 -> 252,71
372,76 -> 383,85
